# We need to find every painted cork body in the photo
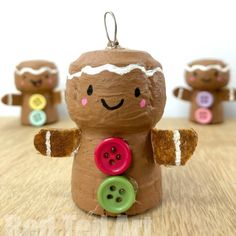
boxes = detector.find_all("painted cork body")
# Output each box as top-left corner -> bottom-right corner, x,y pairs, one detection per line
174,59 -> 236,125
34,49 -> 198,216
66,49 -> 165,216
1,60 -> 62,126
72,129 -> 162,216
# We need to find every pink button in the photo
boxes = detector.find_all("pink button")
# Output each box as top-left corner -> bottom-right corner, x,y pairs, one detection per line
196,91 -> 214,108
194,108 -> 213,124
94,137 -> 132,175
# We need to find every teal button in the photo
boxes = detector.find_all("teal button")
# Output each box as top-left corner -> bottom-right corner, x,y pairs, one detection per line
29,110 -> 47,127
97,176 -> 136,214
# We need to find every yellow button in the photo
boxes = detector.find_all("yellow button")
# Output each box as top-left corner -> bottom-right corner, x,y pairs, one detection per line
29,94 -> 47,110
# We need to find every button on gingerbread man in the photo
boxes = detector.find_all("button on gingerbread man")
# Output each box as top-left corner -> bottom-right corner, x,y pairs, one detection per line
173,59 -> 236,124
34,49 -> 198,216
1,60 -> 63,126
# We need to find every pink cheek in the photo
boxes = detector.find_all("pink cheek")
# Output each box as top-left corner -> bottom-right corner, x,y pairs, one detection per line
217,77 -> 224,82
81,97 -> 88,106
140,99 -> 146,108
48,78 -> 53,85
189,77 -> 196,82
20,81 -> 24,86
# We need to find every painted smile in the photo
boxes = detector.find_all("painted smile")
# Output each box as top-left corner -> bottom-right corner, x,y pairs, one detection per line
31,79 -> 42,87
201,78 -> 211,83
101,99 -> 124,110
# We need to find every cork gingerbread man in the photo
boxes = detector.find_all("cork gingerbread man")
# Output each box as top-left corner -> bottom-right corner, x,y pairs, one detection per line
173,59 -> 236,124
1,60 -> 63,126
34,12 -> 198,216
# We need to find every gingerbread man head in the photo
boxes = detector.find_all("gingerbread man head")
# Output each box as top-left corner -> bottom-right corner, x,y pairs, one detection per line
65,49 -> 166,132
185,59 -> 230,90
15,60 -> 59,92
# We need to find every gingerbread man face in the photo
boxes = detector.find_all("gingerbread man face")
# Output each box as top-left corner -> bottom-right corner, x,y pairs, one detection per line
66,50 -> 166,132
15,60 -> 58,92
185,59 -> 230,90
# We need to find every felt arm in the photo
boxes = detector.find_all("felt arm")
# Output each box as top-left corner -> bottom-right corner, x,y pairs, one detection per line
151,129 -> 198,166
34,128 -> 81,157
52,90 -> 64,104
219,88 -> 236,102
173,87 -> 192,101
1,94 -> 22,106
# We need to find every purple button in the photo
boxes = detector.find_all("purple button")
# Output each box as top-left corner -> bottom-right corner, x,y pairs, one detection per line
196,92 -> 214,108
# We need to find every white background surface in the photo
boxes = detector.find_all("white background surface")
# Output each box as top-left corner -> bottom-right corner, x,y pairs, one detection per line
0,0 -> 236,118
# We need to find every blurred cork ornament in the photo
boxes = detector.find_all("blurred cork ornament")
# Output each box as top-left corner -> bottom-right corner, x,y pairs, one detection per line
1,60 -> 64,126
173,59 -> 236,124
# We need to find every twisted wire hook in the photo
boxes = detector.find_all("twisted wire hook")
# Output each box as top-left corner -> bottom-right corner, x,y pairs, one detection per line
104,11 -> 119,48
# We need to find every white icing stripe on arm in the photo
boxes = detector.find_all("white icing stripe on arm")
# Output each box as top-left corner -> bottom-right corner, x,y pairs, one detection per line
67,64 -> 163,79
229,88 -> 235,101
173,130 -> 181,166
60,90 -> 65,103
178,88 -> 184,99
71,144 -> 80,157
185,64 -> 229,73
45,131 -> 51,157
7,94 -> 13,105
15,67 -> 58,76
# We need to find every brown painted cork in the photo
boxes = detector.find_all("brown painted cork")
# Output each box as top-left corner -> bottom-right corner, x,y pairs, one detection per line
1,60 -> 62,126
174,59 -> 236,124
34,48 -> 197,216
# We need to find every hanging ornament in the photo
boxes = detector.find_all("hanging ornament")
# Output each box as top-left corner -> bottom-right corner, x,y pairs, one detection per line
34,12 -> 198,216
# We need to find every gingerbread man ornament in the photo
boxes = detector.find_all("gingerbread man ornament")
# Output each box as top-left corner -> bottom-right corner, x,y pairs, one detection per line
1,60 -> 63,126
173,59 -> 236,124
34,12 -> 198,216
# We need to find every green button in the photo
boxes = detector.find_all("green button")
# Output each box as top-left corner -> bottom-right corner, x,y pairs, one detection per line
29,110 -> 47,127
97,176 -> 136,214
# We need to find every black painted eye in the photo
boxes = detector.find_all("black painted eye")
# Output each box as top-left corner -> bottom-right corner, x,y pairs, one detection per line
87,85 -> 93,96
193,71 -> 198,77
44,74 -> 49,79
134,88 -> 141,97
214,71 -> 219,77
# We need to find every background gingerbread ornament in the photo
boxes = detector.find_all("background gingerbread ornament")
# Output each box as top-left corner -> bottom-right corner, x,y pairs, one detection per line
34,12 -> 198,216
1,60 -> 63,126
173,59 -> 236,124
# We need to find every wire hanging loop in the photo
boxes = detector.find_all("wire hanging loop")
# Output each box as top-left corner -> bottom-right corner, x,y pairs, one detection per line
104,11 -> 119,48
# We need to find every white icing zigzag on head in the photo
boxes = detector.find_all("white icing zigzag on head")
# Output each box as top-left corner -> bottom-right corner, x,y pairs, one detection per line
15,67 -> 58,76
185,64 -> 230,73
67,64 -> 163,79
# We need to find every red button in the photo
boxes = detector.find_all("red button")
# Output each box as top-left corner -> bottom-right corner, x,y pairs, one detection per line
94,137 -> 132,175
194,108 -> 213,124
